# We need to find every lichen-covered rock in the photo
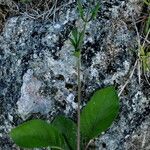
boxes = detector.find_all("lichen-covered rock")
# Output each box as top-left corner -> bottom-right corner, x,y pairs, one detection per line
0,0 -> 149,150
17,69 -> 53,119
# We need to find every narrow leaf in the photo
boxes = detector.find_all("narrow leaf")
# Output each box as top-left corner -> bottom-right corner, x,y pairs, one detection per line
90,3 -> 100,20
72,28 -> 78,43
10,119 -> 65,149
77,31 -> 84,47
80,86 -> 119,142
77,0 -> 84,21
70,38 -> 77,49
52,116 -> 77,150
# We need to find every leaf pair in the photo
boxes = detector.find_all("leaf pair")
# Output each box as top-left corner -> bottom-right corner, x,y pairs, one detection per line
10,86 -> 119,149
77,0 -> 100,22
10,117 -> 76,150
70,28 -> 84,55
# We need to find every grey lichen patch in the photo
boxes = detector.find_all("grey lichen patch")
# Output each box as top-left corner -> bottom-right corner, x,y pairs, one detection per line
15,37 -> 78,119
132,91 -> 149,113
46,40 -> 77,81
17,69 -> 52,120
124,116 -> 150,150
29,39 -> 78,116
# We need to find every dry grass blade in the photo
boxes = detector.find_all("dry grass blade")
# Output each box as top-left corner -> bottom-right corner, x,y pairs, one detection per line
119,60 -> 138,96
0,0 -> 74,20
119,9 -> 150,96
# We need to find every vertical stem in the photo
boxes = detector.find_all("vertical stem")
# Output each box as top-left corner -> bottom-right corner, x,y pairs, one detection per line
77,55 -> 81,150
77,22 -> 87,150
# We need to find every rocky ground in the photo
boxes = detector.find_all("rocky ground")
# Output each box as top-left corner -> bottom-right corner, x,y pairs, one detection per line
0,0 -> 150,150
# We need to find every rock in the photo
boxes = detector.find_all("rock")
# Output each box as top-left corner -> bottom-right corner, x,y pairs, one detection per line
0,0 -> 149,150
17,69 -> 52,120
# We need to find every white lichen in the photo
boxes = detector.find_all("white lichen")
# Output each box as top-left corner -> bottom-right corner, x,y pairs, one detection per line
17,69 -> 52,120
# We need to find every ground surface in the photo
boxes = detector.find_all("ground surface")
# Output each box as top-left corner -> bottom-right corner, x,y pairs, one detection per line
0,0 -> 150,150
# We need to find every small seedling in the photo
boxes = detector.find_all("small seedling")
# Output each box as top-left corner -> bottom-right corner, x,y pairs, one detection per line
10,1 -> 119,150
70,1 -> 100,149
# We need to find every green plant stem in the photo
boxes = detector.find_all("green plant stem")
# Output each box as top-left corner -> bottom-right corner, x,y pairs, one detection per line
77,55 -> 81,150
77,22 -> 87,150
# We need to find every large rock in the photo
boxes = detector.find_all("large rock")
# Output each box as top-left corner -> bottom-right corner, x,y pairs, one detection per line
0,0 -> 149,149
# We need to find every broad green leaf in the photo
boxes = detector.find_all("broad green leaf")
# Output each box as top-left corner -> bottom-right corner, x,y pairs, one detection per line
52,116 -> 77,150
80,86 -> 119,142
90,3 -> 100,20
10,119 -> 65,149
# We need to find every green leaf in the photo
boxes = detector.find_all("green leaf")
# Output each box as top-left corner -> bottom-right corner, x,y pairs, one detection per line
52,116 -> 77,150
72,27 -> 78,43
80,86 -> 119,142
77,0 -> 85,21
70,28 -> 84,52
78,31 -> 84,47
70,38 -> 76,49
10,119 -> 65,149
90,3 -> 100,20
